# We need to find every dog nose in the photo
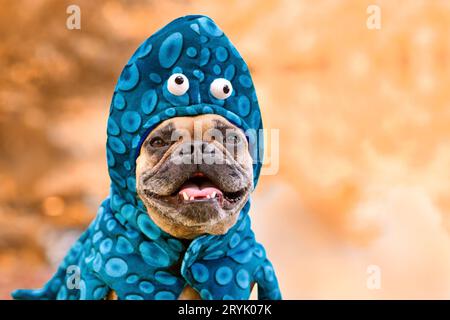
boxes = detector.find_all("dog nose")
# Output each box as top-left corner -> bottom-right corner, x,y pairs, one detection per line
201,142 -> 215,155
179,142 -> 195,156
171,141 -> 220,165
179,142 -> 214,155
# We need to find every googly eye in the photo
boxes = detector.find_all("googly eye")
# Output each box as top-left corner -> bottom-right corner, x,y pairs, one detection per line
167,73 -> 189,96
210,78 -> 233,100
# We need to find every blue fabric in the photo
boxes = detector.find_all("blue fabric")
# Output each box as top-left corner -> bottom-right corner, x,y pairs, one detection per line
12,15 -> 281,300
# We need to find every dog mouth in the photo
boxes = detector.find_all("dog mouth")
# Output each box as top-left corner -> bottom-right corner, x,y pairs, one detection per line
143,172 -> 247,210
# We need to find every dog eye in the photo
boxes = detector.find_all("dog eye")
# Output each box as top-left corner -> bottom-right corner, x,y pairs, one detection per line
149,137 -> 167,148
210,78 -> 233,100
225,133 -> 241,145
167,73 -> 189,96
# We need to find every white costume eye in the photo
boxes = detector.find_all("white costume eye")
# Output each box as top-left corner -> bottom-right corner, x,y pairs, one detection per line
210,78 -> 233,100
167,73 -> 189,96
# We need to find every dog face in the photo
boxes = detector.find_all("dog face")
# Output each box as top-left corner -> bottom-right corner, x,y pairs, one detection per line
136,114 -> 254,239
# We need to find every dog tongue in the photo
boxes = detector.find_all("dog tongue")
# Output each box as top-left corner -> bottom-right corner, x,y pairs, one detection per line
179,182 -> 222,200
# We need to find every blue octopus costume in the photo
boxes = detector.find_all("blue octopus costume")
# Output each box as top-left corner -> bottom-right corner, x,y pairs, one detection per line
12,15 -> 281,300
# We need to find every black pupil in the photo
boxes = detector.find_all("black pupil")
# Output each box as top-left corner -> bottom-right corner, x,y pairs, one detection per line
228,135 -> 238,143
151,137 -> 164,147
223,85 -> 230,94
175,76 -> 184,85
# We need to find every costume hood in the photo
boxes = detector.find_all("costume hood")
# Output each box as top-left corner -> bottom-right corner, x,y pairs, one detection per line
13,15 -> 281,300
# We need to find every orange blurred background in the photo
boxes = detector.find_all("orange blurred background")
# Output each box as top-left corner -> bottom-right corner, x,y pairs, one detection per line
1,0 -> 450,299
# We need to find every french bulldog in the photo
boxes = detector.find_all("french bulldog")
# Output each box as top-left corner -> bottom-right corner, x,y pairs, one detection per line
104,114 -> 253,300
136,114 -> 253,239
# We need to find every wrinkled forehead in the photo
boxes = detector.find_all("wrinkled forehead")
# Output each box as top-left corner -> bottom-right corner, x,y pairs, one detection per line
144,114 -> 243,140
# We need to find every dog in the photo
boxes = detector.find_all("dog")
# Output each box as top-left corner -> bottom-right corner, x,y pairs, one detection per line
13,15 -> 281,300
136,114 -> 254,239
105,114 -> 254,300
